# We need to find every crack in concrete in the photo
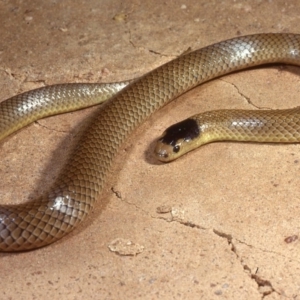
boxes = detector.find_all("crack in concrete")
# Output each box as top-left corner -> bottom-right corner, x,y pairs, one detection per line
153,211 -> 281,297
155,207 -> 300,297
129,36 -> 173,57
23,79 -> 46,86
235,237 -> 300,264
111,187 -> 122,199
111,186 -> 151,216
212,229 -> 277,298
112,188 -> 295,297
128,28 -> 178,58
171,219 -> 207,230
1,68 -> 47,92
220,79 -> 271,110
35,121 -> 69,134
112,187 -> 209,230
157,213 -> 208,231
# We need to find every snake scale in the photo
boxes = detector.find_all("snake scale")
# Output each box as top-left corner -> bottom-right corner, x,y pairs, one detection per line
1,33 -> 300,251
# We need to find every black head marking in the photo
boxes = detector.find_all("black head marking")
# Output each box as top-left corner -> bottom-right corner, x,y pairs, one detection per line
160,118 -> 200,152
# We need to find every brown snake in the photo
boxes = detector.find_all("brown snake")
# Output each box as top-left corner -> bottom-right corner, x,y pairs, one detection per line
1,33 -> 300,251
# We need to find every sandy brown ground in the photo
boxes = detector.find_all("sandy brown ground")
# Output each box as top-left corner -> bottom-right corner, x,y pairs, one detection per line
1,0 -> 300,299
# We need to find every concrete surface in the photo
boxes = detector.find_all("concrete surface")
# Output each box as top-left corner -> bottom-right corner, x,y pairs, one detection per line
1,0 -> 300,299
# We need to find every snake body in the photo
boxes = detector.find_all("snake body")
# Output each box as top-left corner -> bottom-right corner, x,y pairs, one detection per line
1,33 -> 300,251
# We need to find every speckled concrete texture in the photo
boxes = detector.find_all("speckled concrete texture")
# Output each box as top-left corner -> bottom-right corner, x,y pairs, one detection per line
1,0 -> 300,299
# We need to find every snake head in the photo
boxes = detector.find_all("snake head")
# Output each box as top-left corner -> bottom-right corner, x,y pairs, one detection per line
154,118 -> 200,162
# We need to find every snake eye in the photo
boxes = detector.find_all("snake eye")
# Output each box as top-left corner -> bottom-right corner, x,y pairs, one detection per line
173,145 -> 180,153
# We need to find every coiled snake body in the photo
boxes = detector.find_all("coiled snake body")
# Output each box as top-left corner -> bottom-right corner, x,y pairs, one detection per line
1,33 -> 300,251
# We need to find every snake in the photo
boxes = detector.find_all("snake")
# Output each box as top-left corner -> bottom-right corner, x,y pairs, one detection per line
1,33 -> 300,251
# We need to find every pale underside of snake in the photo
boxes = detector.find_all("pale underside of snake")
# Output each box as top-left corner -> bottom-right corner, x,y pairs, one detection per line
1,33 -> 300,251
